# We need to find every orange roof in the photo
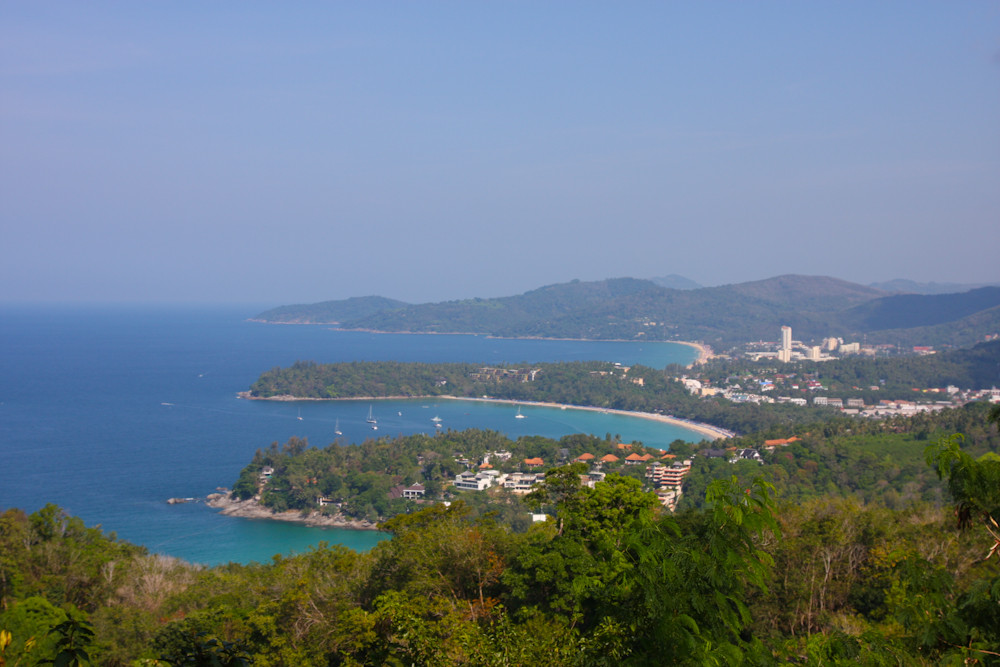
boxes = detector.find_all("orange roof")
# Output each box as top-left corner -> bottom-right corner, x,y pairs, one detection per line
625,452 -> 644,461
600,454 -> 619,463
661,453 -> 677,459
524,457 -> 544,466
576,453 -> 595,461
479,463 -> 493,469
616,442 -> 632,450
638,454 -> 653,461
764,436 -> 800,447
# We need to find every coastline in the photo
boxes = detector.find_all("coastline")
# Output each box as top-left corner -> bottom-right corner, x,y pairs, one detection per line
249,320 -> 711,366
206,492 -> 380,531
440,396 -> 734,441
237,392 -> 733,441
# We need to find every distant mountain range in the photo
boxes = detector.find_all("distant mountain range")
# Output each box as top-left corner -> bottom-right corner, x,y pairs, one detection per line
867,279 -> 1000,295
252,275 -> 1000,349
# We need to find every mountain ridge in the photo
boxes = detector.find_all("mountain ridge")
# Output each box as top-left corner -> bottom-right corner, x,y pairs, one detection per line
253,275 -> 1000,349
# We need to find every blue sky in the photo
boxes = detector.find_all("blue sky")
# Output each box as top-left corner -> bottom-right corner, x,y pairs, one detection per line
2,2 -> 998,304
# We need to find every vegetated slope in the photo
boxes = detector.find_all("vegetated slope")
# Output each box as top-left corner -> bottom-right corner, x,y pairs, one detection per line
863,304 -> 1000,349
803,339 -> 1000,391
344,276 -> 884,343
252,275 -> 1000,348
869,278 -> 1000,294
649,274 -> 703,290
725,274 -> 886,312
346,278 -> 669,335
839,286 -> 1000,331
252,296 -> 410,324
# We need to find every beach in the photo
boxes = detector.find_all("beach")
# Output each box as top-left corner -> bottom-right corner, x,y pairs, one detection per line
441,396 -> 733,441
239,391 -> 734,441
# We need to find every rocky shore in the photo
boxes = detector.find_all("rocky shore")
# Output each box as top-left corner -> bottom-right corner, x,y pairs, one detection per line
205,491 -> 379,531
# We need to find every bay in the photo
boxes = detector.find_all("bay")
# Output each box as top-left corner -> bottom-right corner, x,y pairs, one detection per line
0,304 -> 699,565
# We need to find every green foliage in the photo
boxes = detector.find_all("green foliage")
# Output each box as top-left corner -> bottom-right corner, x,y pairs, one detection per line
258,277 -> 1000,347
249,358 -> 846,434
7,409 -> 1000,664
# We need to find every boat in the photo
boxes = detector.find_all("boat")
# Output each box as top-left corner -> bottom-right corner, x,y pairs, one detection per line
297,408 -> 303,421
431,415 -> 442,423
515,406 -> 525,419
334,419 -> 342,436
366,405 -> 377,424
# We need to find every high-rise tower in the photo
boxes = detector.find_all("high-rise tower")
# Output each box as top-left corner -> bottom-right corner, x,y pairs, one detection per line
781,325 -> 792,352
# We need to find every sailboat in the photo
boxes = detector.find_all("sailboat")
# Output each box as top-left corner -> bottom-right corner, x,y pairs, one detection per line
297,408 -> 303,421
366,405 -> 377,424
515,406 -> 525,419
334,418 -> 342,436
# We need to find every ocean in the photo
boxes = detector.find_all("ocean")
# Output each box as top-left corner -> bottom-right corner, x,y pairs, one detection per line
0,304 -> 699,565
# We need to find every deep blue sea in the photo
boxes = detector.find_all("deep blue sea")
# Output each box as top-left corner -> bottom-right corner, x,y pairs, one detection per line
0,305 -> 698,565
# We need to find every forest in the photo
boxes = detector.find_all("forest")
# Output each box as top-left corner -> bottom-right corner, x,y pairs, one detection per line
2,405 -> 999,665
252,277 -> 1000,349
691,339 -> 1000,398
248,360 -> 837,435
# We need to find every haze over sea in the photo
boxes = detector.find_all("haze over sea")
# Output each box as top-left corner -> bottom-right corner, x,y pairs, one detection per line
0,305 -> 700,565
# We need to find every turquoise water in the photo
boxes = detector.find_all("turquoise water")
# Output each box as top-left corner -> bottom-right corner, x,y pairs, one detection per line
0,305 -> 697,565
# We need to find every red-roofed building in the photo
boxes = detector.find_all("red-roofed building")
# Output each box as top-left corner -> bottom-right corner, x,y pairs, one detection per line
764,436 -> 800,448
600,454 -> 619,463
524,457 -> 544,467
575,452 -> 595,462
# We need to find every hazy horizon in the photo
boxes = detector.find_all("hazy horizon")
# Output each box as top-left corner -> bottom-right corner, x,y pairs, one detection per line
3,3 -> 998,304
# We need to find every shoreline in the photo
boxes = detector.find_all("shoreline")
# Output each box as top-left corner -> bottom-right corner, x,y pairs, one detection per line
205,492 -> 380,531
442,396 -> 734,441
248,320 -> 712,367
237,392 -> 733,441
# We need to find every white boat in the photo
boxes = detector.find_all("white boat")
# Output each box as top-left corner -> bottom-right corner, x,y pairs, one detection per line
297,408 -> 303,421
515,406 -> 525,419
431,415 -> 442,423
366,405 -> 377,424
334,419 -> 342,436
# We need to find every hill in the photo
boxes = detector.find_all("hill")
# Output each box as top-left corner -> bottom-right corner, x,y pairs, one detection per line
649,273 -> 702,290
251,295 -> 410,324
869,278 -> 1000,294
253,275 -> 1000,348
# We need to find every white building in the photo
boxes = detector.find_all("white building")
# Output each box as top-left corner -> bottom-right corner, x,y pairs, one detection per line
454,471 -> 495,491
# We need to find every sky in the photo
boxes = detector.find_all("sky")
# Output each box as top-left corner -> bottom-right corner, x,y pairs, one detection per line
2,2 -> 998,305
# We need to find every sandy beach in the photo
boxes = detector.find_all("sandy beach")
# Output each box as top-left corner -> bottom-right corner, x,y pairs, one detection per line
239,391 -> 733,441
439,396 -> 733,441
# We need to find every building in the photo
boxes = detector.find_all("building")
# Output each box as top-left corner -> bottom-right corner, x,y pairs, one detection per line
503,472 -> 543,494
781,325 -> 792,352
454,471 -> 495,491
402,483 -> 426,499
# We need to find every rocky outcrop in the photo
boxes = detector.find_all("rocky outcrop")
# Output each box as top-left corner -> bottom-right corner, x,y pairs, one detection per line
205,491 -> 379,530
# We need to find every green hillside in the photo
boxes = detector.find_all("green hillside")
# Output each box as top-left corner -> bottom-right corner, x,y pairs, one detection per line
252,295 -> 410,324
253,275 -> 1000,348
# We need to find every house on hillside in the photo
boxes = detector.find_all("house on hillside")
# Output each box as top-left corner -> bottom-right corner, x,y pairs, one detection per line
454,471 -> 494,491
402,483 -> 426,499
